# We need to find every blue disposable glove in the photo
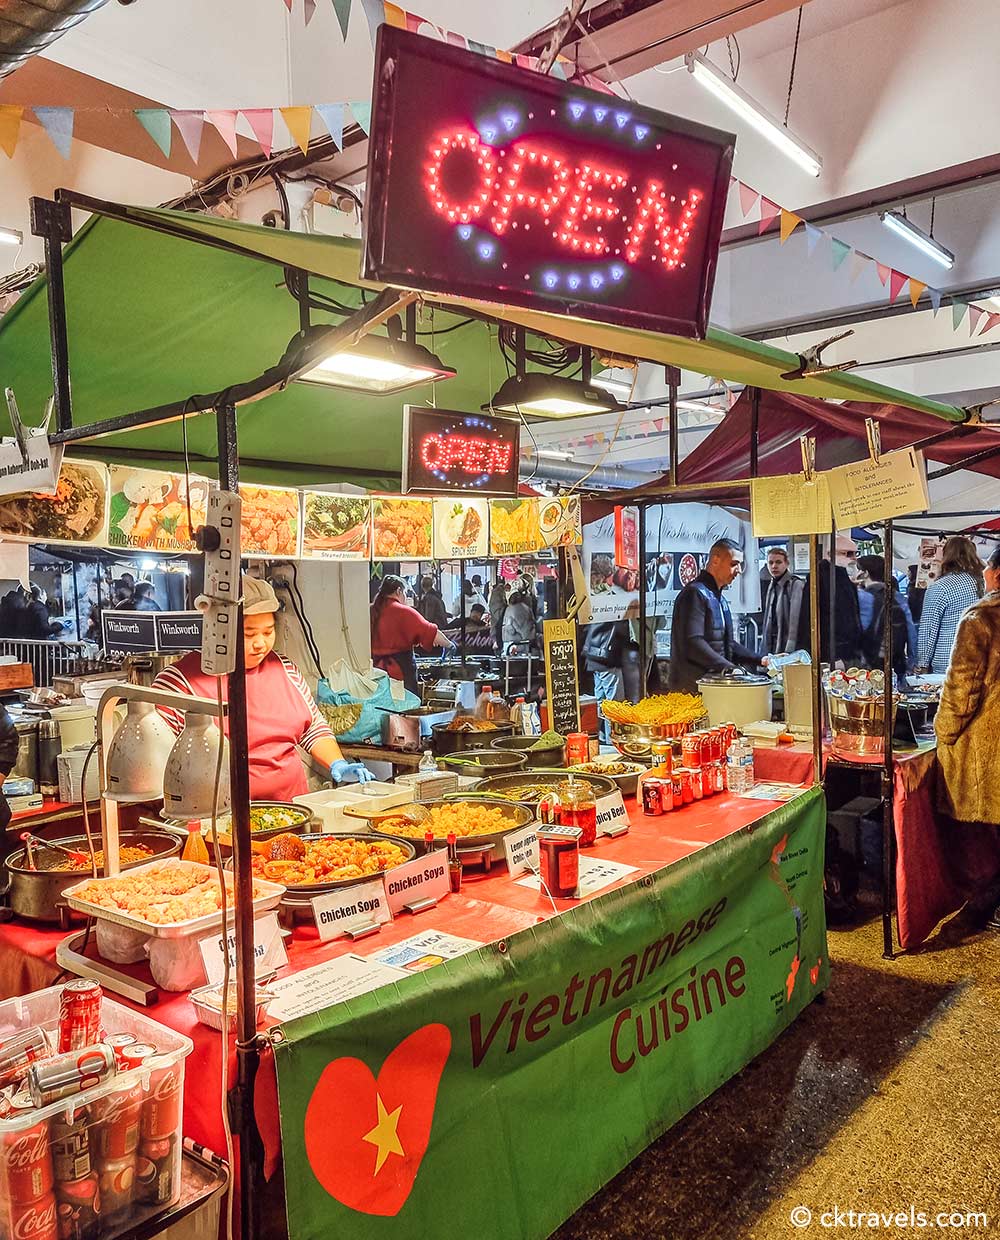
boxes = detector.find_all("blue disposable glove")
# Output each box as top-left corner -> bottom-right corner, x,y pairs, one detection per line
330,759 -> 375,786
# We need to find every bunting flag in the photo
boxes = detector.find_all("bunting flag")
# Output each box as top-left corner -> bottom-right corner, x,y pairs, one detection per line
929,287 -> 943,315
0,105 -> 23,159
758,197 -> 780,235
333,0 -> 352,38
968,304 -> 984,336
830,238 -> 851,271
888,269 -> 908,304
981,312 -> 1000,335
304,0 -> 317,23
314,104 -> 344,150
170,110 -> 205,163
34,107 -> 74,159
351,100 -> 372,136
779,210 -> 801,244
848,249 -> 869,283
359,0 -> 384,40
803,222 -> 823,256
243,109 -> 275,158
909,278 -> 926,309
952,300 -> 969,331
280,106 -> 313,156
135,108 -> 171,158
738,180 -> 760,218
206,110 -> 239,158
874,262 -> 891,286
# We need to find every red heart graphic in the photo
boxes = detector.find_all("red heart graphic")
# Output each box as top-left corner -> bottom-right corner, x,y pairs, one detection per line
304,1023 -> 451,1217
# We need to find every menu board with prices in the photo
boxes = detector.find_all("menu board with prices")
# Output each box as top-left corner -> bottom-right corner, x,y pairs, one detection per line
301,493 -> 371,561
240,484 -> 301,558
543,618 -> 581,737
432,497 -> 490,558
0,459 -> 109,546
107,466 -> 210,552
371,496 -> 433,560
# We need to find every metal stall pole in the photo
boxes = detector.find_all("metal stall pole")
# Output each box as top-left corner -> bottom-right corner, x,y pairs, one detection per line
638,503 -> 648,697
881,519 -> 896,959
215,403 -> 264,1238
808,534 -> 823,786
828,522 -> 837,669
749,388 -> 760,479
28,198 -> 73,432
666,368 -> 680,489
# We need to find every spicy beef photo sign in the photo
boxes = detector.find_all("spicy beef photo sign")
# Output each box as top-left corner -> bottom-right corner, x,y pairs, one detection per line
363,27 -> 735,339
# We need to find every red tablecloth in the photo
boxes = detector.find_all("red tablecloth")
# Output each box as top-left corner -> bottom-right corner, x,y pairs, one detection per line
0,788 -> 795,1175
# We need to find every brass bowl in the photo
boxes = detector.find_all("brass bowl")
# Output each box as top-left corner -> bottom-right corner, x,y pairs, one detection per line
607,719 -> 694,759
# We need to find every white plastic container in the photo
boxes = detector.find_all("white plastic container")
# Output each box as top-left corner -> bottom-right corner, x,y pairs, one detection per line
56,743 -> 100,803
356,781 -> 413,810
0,985 -> 193,1238
292,787 -> 376,832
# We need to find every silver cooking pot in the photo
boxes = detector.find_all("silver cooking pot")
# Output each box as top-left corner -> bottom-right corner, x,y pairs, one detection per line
381,707 -> 456,751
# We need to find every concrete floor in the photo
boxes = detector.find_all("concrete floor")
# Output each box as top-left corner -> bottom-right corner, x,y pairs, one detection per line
557,901 -> 1000,1240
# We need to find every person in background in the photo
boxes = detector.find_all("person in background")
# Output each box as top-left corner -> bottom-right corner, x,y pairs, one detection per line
462,603 -> 495,653
906,565 -> 926,626
818,535 -> 863,667
667,539 -> 761,695
501,589 -> 538,653
371,574 -> 455,695
132,582 -> 161,612
488,578 -> 508,647
916,536 -> 983,675
934,545 -> 1000,930
760,547 -> 809,658
582,621 -> 630,740
856,555 -> 911,681
416,574 -> 449,630
459,578 -> 488,614
0,703 -> 18,881
154,577 -> 372,798
518,574 -> 539,619
0,589 -> 27,639
22,585 -> 62,640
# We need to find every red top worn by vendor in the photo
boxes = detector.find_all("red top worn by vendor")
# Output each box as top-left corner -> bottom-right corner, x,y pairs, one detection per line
153,577 -> 371,800
370,574 -> 455,695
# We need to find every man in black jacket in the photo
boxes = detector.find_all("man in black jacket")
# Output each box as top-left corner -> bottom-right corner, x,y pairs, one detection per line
668,539 -> 761,694
761,547 -> 809,657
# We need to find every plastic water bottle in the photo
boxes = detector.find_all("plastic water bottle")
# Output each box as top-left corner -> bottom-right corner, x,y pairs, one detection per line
741,739 -> 755,790
418,750 -> 437,773
726,745 -> 744,794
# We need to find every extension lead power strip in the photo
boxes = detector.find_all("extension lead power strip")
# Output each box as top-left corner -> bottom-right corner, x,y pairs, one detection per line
197,490 -> 242,677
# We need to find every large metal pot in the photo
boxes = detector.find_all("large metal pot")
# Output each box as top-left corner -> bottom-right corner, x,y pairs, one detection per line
381,707 -> 455,751
696,670 -> 773,728
0,830 -> 181,923
431,719 -> 514,756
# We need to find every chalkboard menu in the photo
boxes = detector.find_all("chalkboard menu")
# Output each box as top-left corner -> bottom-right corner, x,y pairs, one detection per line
543,619 -> 581,738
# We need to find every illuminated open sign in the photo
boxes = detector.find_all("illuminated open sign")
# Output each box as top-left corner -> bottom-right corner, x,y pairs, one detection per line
402,405 -> 521,496
363,27 -> 735,339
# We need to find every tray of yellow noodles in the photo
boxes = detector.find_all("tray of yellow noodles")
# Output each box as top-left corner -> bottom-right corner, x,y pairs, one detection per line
601,694 -> 707,758
368,799 -> 533,855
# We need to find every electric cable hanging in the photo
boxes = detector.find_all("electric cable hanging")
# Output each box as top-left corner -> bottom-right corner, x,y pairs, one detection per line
784,6 -> 804,127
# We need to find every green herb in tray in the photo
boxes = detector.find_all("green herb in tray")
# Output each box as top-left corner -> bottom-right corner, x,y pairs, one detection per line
529,730 -> 565,750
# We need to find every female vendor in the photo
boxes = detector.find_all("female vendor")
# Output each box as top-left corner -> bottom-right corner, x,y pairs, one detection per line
153,577 -> 372,799
370,574 -> 455,695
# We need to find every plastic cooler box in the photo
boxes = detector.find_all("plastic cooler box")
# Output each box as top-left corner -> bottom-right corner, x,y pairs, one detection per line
0,985 -> 193,1240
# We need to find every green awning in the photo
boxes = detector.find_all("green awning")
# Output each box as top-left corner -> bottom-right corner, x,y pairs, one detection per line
0,203 -> 963,490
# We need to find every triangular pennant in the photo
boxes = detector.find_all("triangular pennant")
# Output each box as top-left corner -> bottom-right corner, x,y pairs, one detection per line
908,278 -> 927,308
351,100 -> 372,136
206,110 -> 239,158
33,107 -> 74,159
314,104 -> 344,150
952,300 -> 969,331
655,417 -> 666,432
804,222 -> 823,256
242,109 -> 274,157
969,304 -> 985,335
304,0 -> 317,23
875,262 -> 891,286
758,197 -> 780,235
332,0 -> 352,38
848,249 -> 869,282
383,3 -> 407,28
0,105 -> 22,159
359,0 -> 384,40
888,269 -> 908,304
282,0 -> 292,8
980,311 -> 1000,335
928,287 -> 943,315
135,108 -> 172,158
170,110 -> 205,163
280,106 -> 313,156
830,238 -> 852,271
737,180 -> 759,218
779,210 -> 802,244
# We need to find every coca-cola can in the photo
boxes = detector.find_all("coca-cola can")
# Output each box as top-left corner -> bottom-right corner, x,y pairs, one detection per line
48,1108 -> 91,1183
135,1135 -> 177,1206
5,1191 -> 58,1240
140,1065 -> 181,1142
118,1044 -> 156,1074
678,769 -> 694,805
27,1046 -> 115,1110
690,764 -> 703,800
0,1030 -> 52,1092
701,762 -> 716,799
57,984 -> 102,1056
680,736 -> 702,769
53,1170 -> 100,1240
102,1035 -> 136,1070
0,1086 -> 36,1122
96,1156 -> 134,1221
92,1084 -> 141,1162
2,1120 -> 53,1205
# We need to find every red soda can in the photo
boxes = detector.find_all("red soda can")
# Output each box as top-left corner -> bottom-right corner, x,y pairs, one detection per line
690,765 -> 703,800
103,1035 -> 136,1070
57,984 -> 102,1056
2,1120 -> 53,1204
118,1044 -> 156,1074
96,1156 -> 134,1221
54,1170 -> 100,1240
28,1046 -> 115,1110
134,1135 -> 177,1206
671,774 -> 683,807
681,735 -> 702,769
659,776 -> 674,812
49,1107 -> 91,1183
140,1064 -> 181,1142
6,1191 -> 58,1240
0,1029 -> 52,1092
92,1084 -> 141,1162
701,762 -> 715,799
678,769 -> 694,805
565,733 -> 589,766
641,778 -> 664,816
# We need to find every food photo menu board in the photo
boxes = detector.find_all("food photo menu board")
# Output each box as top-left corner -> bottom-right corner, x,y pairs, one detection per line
301,494 -> 372,561
0,459 -> 109,546
107,466 -> 210,552
432,498 -> 490,559
241,484 -> 301,559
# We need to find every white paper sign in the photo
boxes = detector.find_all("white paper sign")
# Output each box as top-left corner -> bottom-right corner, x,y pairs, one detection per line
0,391 -> 64,498
502,823 -> 540,877
825,448 -> 930,526
750,472 -> 832,537
383,850 -> 450,914
198,912 -> 287,986
265,955 -> 409,1023
311,877 -> 391,942
595,790 -> 629,837
517,855 -> 639,898
369,930 -> 482,971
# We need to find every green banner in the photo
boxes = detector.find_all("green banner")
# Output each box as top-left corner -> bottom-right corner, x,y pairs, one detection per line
275,788 -> 829,1239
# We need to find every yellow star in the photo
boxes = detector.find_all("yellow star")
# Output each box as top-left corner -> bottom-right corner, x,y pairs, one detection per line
362,1092 -> 405,1176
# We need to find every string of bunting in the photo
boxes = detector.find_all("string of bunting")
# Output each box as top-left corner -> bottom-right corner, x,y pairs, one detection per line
733,175 -> 1000,337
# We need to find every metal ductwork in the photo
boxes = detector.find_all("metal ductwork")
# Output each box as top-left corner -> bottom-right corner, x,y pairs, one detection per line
0,0 -> 113,81
519,453 -> 656,491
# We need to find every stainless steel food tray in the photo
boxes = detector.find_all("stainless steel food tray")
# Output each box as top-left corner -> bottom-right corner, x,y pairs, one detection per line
63,858 -> 286,939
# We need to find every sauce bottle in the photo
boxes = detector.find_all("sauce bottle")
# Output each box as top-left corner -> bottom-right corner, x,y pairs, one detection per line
182,820 -> 210,866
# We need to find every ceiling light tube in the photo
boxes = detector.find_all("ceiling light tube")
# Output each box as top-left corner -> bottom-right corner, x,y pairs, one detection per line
0,228 -> 22,247
684,52 -> 822,178
880,210 -> 954,270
